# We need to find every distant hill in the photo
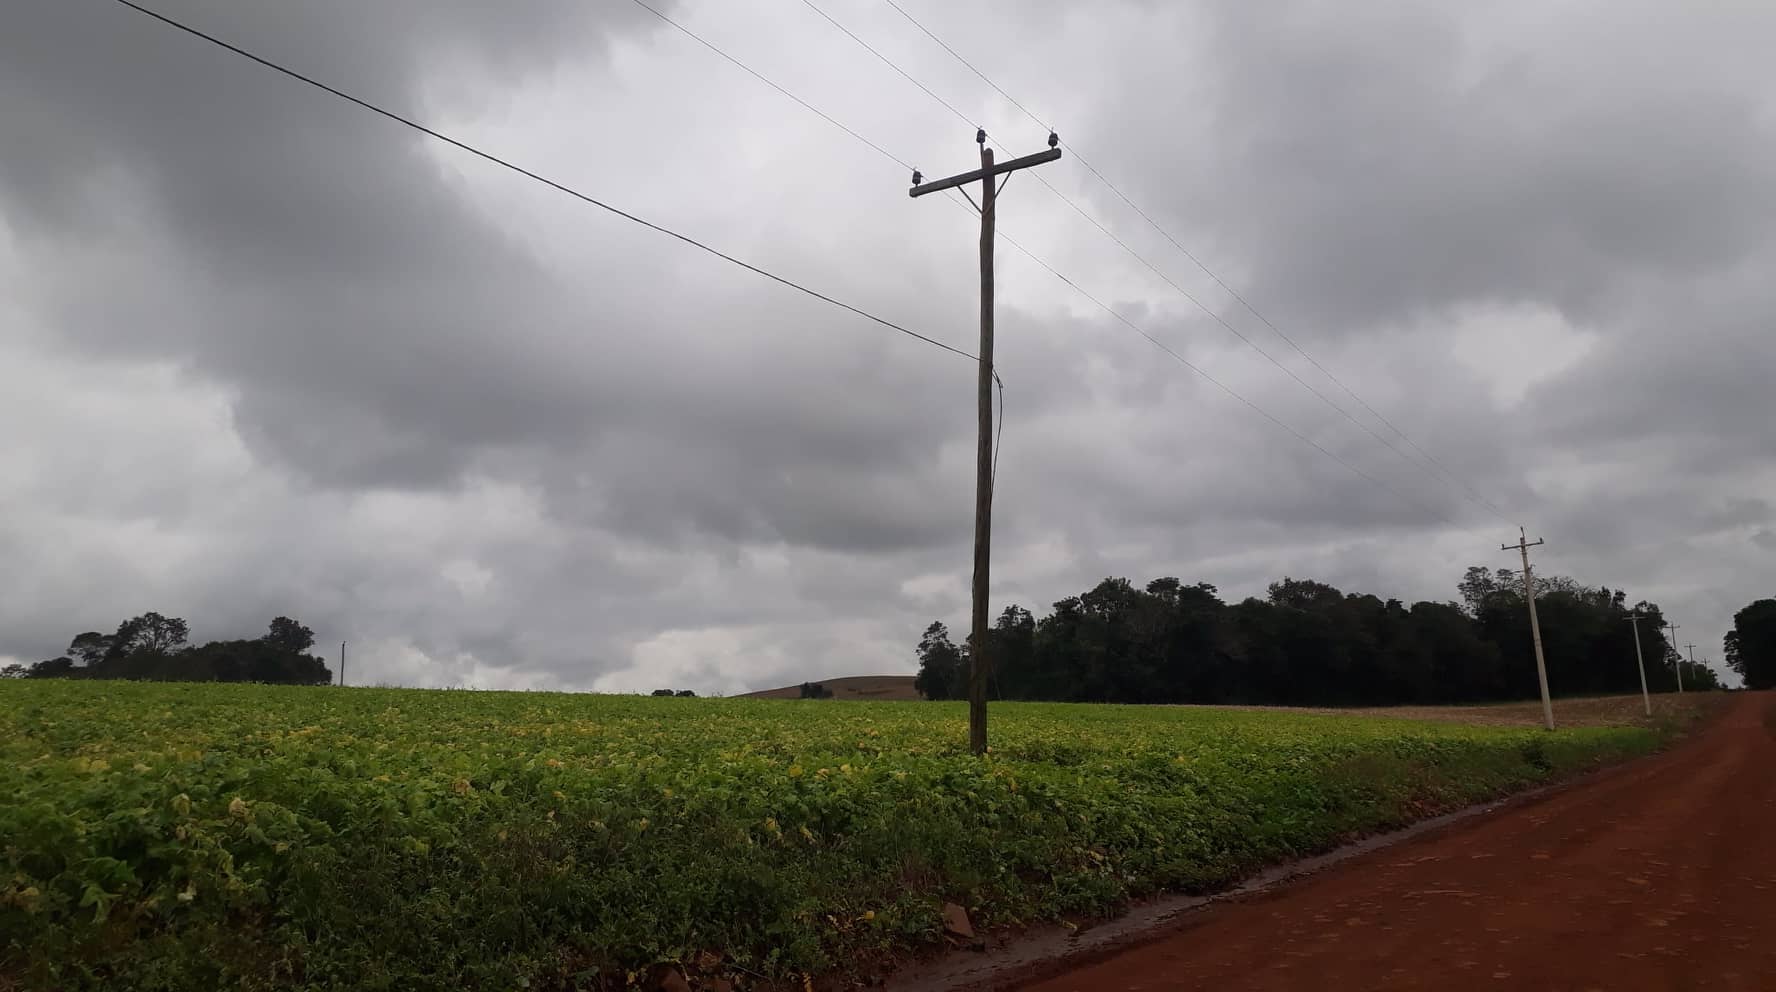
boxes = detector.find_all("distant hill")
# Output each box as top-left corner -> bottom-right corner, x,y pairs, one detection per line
742,674 -> 921,701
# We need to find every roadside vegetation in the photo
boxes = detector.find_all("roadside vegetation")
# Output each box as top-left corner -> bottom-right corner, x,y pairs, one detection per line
1,681 -> 1674,990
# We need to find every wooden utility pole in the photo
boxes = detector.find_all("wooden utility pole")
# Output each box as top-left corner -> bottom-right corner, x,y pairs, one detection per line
1624,613 -> 1653,716
1502,527 -> 1555,730
911,130 -> 1061,756
1663,622 -> 1680,690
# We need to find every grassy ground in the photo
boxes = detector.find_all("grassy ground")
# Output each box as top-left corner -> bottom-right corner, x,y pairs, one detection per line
1,681 -> 1677,991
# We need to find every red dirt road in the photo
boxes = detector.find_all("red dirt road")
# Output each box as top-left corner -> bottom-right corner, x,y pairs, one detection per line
1024,694 -> 1776,992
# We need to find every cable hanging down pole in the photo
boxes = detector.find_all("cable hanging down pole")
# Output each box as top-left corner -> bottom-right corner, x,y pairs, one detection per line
910,129 -> 1061,757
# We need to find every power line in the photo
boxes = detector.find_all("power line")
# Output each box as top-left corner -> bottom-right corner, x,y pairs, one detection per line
881,0 -> 1050,132
643,0 -> 1460,524
621,0 -> 1023,517
628,0 -> 914,172
989,226 -> 1460,525
109,0 -> 973,362
874,0 -> 1514,523
1020,166 -> 1497,519
1058,150 -> 1514,522
797,0 -> 978,135
797,5 -> 1473,521
825,0 -> 1497,520
630,0 -> 994,236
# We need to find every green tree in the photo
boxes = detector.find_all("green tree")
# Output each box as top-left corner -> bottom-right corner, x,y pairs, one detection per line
1678,660 -> 1723,691
265,616 -> 316,653
110,612 -> 190,658
179,638 -> 332,685
1457,566 -> 1518,616
26,657 -> 76,678
1725,599 -> 1776,689
66,632 -> 113,668
24,614 -> 330,685
913,622 -> 965,700
989,605 -> 1036,698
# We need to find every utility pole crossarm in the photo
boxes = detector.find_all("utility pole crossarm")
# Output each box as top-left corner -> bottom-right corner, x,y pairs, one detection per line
909,147 -> 1061,197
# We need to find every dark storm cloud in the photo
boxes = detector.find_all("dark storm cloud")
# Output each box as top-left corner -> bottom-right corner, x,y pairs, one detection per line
2,0 -> 1771,688
1081,1 -> 1776,339
0,0 -> 673,490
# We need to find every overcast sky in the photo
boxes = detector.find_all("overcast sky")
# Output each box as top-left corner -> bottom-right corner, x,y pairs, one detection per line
4,0 -> 1772,692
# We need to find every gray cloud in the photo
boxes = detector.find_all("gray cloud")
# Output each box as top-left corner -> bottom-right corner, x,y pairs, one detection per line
3,0 -> 1771,689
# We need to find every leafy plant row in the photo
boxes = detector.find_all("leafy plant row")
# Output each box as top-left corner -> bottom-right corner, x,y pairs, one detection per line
0,681 -> 1659,990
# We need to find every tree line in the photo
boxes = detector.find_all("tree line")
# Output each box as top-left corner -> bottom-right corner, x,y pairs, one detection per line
915,567 -> 1722,705
3,613 -> 332,685
1726,598 -> 1776,690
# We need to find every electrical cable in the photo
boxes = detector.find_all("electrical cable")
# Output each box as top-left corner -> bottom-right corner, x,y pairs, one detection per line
109,0 -> 975,362
629,0 -> 915,171
797,0 -> 978,135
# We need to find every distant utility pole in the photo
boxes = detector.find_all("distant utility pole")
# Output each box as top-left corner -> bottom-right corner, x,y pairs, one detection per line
1663,622 -> 1680,690
1683,643 -> 1697,694
1624,613 -> 1653,717
1502,527 -> 1555,731
340,641 -> 347,687
910,129 -> 1061,757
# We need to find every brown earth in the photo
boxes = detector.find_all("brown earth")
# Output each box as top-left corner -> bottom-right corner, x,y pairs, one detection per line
1230,691 -> 1715,728
1007,692 -> 1774,992
740,675 -> 921,701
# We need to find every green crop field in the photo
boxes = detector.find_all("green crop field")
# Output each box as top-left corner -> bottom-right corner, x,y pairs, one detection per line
2,681 -> 1665,990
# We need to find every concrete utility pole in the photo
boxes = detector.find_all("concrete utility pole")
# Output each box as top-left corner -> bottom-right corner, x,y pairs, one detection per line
1502,527 -> 1555,731
1683,643 -> 1697,694
1624,613 -> 1653,717
1663,622 -> 1680,690
340,640 -> 347,687
911,130 -> 1061,756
